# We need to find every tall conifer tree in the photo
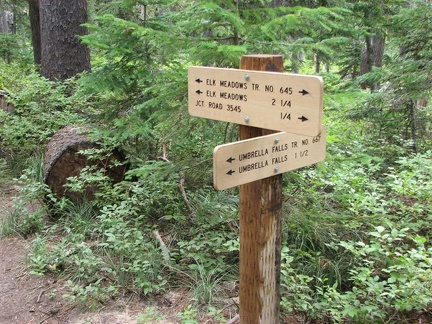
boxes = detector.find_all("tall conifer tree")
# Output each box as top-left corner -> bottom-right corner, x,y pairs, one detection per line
39,0 -> 90,80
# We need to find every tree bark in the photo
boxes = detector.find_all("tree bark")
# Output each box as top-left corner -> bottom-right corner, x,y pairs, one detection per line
360,36 -> 372,83
372,34 -> 385,68
0,10 -> 14,62
27,0 -> 41,65
360,33 -> 385,90
409,100 -> 418,153
44,125 -> 128,204
39,0 -> 90,81
0,11 -> 13,33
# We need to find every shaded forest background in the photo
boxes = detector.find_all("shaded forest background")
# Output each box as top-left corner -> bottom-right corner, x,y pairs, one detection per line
0,0 -> 431,322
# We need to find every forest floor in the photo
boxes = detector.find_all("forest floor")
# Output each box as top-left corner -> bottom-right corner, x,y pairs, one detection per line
0,185 -> 308,324
0,186 -> 190,324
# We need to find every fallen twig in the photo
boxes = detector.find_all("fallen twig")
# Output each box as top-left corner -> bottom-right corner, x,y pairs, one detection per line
227,314 -> 239,324
153,230 -> 170,264
179,171 -> 196,220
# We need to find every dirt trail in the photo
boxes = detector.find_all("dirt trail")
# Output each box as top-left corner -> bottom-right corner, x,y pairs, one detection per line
0,188 -> 72,323
0,188 -> 145,324
0,186 -> 236,324
0,237 -> 65,323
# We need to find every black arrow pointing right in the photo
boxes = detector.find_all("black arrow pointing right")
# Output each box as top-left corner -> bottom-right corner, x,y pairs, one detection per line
195,90 -> 203,95
299,89 -> 309,96
227,170 -> 235,175
298,116 -> 308,122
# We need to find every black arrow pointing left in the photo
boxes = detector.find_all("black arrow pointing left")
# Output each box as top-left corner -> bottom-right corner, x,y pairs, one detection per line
226,170 -> 235,175
195,79 -> 203,83
196,90 -> 203,95
226,157 -> 235,163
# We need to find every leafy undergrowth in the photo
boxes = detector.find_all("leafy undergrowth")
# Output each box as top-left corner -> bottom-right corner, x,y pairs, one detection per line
1,127 -> 430,323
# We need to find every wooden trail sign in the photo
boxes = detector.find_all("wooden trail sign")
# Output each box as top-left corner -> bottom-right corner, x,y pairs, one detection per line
188,66 -> 323,136
213,125 -> 326,190
187,54 -> 326,324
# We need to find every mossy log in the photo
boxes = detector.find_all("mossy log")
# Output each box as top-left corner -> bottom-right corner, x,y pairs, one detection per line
43,125 -> 127,203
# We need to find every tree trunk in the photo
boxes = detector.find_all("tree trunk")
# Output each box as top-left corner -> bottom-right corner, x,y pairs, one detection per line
0,10 -> 14,62
39,0 -> 90,81
409,100 -> 418,153
27,0 -> 41,65
360,35 -> 372,88
314,53 -> 321,73
360,33 -> 385,90
372,34 -> 385,68
0,11 -> 13,33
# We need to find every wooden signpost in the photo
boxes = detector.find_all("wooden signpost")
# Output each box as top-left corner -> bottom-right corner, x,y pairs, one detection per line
188,54 -> 326,324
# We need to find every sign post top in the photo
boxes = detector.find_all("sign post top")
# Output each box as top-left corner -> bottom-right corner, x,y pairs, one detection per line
188,66 -> 323,137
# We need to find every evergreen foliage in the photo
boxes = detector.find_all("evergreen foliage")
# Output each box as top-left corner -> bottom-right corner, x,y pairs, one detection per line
0,0 -> 431,322
351,0 -> 432,151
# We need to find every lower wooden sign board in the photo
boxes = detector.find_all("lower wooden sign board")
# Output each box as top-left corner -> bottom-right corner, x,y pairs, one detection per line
213,125 -> 326,190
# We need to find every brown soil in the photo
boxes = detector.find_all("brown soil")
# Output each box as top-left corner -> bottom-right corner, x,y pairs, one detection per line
0,187 -> 188,324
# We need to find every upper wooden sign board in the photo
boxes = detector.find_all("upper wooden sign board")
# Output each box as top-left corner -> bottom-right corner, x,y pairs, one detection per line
188,66 -> 323,136
213,125 -> 326,190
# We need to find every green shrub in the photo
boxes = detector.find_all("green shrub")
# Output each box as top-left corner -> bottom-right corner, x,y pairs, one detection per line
0,68 -> 88,165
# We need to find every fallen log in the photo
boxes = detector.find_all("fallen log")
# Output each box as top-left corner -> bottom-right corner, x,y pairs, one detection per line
43,125 -> 127,204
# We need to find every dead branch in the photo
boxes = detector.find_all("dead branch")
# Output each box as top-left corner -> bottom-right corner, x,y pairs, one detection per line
179,171 -> 196,220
